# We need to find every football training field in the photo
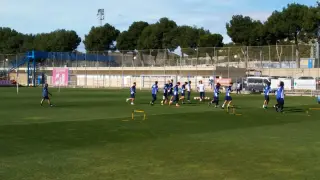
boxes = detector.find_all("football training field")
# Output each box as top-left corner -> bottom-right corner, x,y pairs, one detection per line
1,88 -> 320,180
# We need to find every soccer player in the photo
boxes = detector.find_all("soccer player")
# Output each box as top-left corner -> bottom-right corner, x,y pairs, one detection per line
161,83 -> 169,105
169,82 -> 180,107
208,83 -> 221,108
179,82 -> 187,104
187,81 -> 191,103
197,80 -> 205,102
126,82 -> 136,105
317,94 -> 320,104
236,82 -> 241,94
168,79 -> 174,101
209,78 -> 214,89
263,81 -> 271,109
40,83 -> 53,107
150,81 -> 159,105
222,82 -> 233,109
274,81 -> 285,113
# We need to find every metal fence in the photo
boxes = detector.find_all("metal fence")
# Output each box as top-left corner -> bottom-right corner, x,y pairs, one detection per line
0,45 -> 318,69
0,44 -> 319,90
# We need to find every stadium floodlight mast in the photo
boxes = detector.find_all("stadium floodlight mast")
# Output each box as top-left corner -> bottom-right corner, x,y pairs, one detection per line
97,9 -> 104,26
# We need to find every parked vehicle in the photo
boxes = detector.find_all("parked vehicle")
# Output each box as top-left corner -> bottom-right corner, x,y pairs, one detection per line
244,77 -> 271,92
316,77 -> 320,84
298,76 -> 314,80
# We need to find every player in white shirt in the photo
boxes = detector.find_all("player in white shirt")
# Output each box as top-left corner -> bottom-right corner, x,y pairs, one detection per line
186,81 -> 191,103
236,82 -> 241,94
197,80 -> 205,102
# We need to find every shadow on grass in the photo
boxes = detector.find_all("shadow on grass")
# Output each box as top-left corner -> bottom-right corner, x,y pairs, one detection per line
0,109 -> 317,157
283,107 -> 306,113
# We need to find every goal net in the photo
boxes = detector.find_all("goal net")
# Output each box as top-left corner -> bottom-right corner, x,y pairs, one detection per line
140,75 -> 177,90
139,75 -> 211,90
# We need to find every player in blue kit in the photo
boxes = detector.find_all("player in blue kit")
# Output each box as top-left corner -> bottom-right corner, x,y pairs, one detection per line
179,82 -> 187,104
208,83 -> 221,108
40,83 -> 53,107
150,81 -> 159,105
126,82 -> 136,105
317,95 -> 320,104
222,82 -> 233,109
263,81 -> 271,109
169,82 -> 180,107
168,79 -> 174,101
161,83 -> 169,105
274,81 -> 285,112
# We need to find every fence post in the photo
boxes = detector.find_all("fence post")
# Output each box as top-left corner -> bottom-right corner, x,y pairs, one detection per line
164,49 -> 167,80
246,46 -> 249,70
121,52 -> 124,89
96,52 -> 99,88
228,47 -> 230,78
268,45 -> 271,77
195,48 -> 199,89
108,56 -> 111,88
85,53 -> 87,88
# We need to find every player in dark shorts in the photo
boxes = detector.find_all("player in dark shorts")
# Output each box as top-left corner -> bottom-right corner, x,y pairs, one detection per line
179,82 -> 187,104
126,82 -> 136,105
169,82 -> 181,107
168,79 -> 174,101
209,83 -> 221,108
263,82 -> 271,109
161,83 -> 169,105
40,83 -> 53,107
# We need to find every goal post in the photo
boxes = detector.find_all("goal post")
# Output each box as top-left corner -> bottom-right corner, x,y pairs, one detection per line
139,75 -> 206,90
139,75 -> 177,90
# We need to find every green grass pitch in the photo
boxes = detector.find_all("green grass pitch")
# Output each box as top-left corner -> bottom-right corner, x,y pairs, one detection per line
1,87 -> 320,180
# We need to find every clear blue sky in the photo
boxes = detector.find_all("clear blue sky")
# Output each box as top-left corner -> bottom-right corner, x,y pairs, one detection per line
0,0 -> 315,51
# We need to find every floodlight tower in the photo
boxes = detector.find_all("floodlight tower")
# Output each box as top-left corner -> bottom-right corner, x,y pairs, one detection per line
97,9 -> 105,26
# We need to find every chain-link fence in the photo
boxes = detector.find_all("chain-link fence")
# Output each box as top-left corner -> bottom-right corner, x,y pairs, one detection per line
1,44 -> 319,90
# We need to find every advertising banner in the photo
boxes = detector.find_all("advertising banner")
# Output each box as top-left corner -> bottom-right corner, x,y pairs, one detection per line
293,79 -> 316,90
271,79 -> 292,90
215,78 -> 232,86
52,68 -> 68,86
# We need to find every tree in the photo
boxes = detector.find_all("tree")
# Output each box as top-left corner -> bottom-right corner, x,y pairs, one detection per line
199,34 -> 223,47
83,23 -> 120,52
33,33 -> 52,51
21,34 -> 35,52
265,3 -> 317,68
198,34 -> 224,64
175,26 -> 210,49
0,27 -> 25,54
137,17 -> 178,65
32,30 -> 81,52
137,24 -> 161,66
116,21 -> 149,51
226,15 -> 265,46
116,31 -> 132,51
226,15 -> 266,67
137,24 -> 161,50
138,17 -> 178,50
158,17 -> 178,50
116,22 -> 149,66
49,30 -> 81,52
